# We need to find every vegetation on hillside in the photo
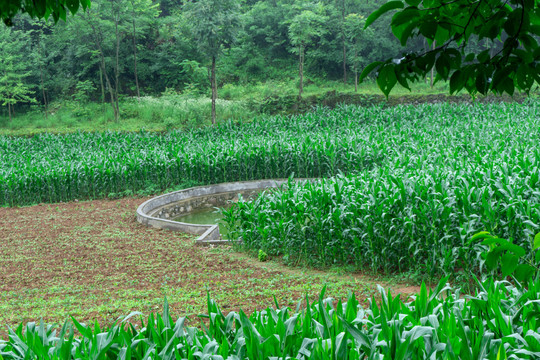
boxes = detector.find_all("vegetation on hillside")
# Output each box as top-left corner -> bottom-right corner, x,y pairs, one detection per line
0,0 -> 504,122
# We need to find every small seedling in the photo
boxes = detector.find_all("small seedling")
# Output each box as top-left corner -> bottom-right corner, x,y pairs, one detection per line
258,249 -> 268,262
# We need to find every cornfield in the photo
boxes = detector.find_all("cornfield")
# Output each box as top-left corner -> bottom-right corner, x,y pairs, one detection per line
219,102 -> 540,275
0,105 -> 383,206
0,278 -> 538,359
2,102 -> 539,209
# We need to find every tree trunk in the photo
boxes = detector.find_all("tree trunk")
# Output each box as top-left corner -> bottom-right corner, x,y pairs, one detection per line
39,60 -> 48,120
90,21 -> 119,121
114,12 -> 121,119
298,45 -> 304,98
101,61 -> 119,121
8,102 -> 11,122
430,41 -> 436,88
131,18 -> 140,100
341,0 -> 346,84
424,38 -> 428,84
211,55 -> 217,125
99,67 -> 105,103
354,49 -> 358,92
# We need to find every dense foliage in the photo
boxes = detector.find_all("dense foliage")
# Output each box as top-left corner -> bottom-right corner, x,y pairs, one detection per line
364,0 -> 540,97
0,0 -> 498,120
0,278 -> 539,359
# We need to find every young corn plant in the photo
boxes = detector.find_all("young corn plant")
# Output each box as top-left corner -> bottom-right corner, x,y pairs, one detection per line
0,277 -> 539,359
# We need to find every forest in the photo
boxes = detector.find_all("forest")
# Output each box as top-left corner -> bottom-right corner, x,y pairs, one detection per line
0,0 -> 500,123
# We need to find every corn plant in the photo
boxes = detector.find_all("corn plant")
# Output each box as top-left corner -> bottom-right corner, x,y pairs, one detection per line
3,102 -> 538,208
0,277 -> 539,359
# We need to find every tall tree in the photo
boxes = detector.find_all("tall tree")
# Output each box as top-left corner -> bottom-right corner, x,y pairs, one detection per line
344,13 -> 369,92
340,0 -> 347,84
288,7 -> 327,98
129,0 -> 159,100
184,0 -> 241,125
0,27 -> 35,121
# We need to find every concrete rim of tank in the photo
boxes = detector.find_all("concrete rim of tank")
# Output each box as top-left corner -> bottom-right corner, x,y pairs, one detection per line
136,179 -> 308,246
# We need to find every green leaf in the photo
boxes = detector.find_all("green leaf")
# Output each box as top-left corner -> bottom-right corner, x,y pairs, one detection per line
485,250 -> 501,271
376,65 -> 397,98
365,1 -> 404,28
534,233 -> 540,250
500,253 -> 519,277
359,61 -> 382,83
475,67 -> 489,95
449,70 -> 464,94
435,52 -> 451,79
517,65 -> 535,92
514,264 -> 535,282
504,9 -> 523,36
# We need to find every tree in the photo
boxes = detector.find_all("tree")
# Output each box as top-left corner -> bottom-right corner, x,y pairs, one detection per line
0,27 -> 35,121
0,0 -> 90,26
129,0 -> 159,100
344,13 -> 371,92
362,0 -> 540,97
288,7 -> 327,98
183,0 -> 241,125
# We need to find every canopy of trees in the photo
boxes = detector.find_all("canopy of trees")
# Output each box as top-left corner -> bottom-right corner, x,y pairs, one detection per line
1,0 -> 530,118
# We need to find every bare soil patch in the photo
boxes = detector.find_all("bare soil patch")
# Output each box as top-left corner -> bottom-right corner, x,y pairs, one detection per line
0,197 -> 419,330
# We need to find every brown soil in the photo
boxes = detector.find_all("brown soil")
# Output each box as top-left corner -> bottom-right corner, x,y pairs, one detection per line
0,197 -> 420,331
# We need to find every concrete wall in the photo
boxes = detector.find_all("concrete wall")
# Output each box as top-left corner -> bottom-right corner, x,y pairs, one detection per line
136,179 -> 294,245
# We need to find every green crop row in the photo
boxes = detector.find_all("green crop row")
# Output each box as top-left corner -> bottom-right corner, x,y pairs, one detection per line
2,102 -> 539,208
0,105 -> 385,206
1,277 -> 538,359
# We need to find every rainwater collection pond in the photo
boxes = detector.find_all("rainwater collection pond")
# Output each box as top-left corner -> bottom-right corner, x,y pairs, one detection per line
173,206 -> 230,239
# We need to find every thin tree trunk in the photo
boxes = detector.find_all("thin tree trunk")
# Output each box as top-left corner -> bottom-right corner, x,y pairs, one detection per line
354,49 -> 358,92
130,0 -> 140,100
100,60 -> 119,121
89,20 -> 119,121
430,41 -> 435,88
424,38 -> 428,84
211,55 -> 217,125
114,12 -> 121,119
38,58 -> 48,120
99,67 -> 105,103
341,0 -> 346,84
299,45 -> 304,98
131,18 -> 140,100
5,71 -> 11,122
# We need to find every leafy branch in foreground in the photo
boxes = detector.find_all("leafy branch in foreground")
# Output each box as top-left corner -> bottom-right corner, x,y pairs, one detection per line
0,0 -> 90,25
472,231 -> 540,282
362,0 -> 540,97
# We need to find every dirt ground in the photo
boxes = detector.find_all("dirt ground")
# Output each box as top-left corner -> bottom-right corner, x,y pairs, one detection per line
0,197 -> 419,330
